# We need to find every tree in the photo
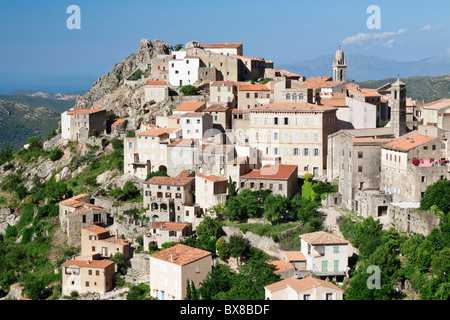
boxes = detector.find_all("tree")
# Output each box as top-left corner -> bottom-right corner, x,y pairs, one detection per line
120,181 -> 141,201
173,44 -> 183,51
352,217 -> 383,258
196,217 -> 222,243
420,179 -> 450,214
110,252 -> 127,275
199,263 -> 233,300
264,194 -> 290,224
290,194 -> 320,222
180,85 -> 199,96
228,176 -> 236,198
228,234 -> 251,265
215,237 -> 230,261
0,144 -> 13,166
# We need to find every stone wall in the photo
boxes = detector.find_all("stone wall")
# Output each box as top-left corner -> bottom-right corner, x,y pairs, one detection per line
221,226 -> 283,260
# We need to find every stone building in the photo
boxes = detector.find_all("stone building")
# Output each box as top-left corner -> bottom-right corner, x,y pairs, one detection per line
149,54 -> 171,81
81,224 -> 131,259
237,83 -> 271,109
123,127 -> 181,180
172,101 -> 206,115
239,164 -> 298,198
180,112 -> 214,140
143,170 -> 196,223
110,119 -> 127,135
203,104 -> 232,132
143,221 -> 193,249
272,78 -> 313,103
249,102 -> 338,178
264,68 -> 304,81
331,135 -> 394,211
380,129 -> 449,203
62,253 -> 115,296
265,276 -> 343,300
332,48 -> 347,82
144,80 -> 169,103
59,194 -> 108,246
208,80 -> 246,108
420,98 -> 450,130
195,174 -> 228,212
199,42 -> 243,56
377,78 -> 407,138
149,244 -> 213,300
61,108 -> 106,141
166,138 -> 197,177
347,83 -> 383,123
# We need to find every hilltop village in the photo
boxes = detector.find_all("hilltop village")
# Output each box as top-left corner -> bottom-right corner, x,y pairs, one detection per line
1,40 -> 449,301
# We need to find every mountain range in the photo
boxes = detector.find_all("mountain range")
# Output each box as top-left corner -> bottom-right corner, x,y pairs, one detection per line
279,54 -> 450,82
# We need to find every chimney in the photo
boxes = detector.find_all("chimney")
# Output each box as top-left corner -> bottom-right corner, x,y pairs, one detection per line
116,229 -> 119,239
170,254 -> 174,262
87,260 -> 90,265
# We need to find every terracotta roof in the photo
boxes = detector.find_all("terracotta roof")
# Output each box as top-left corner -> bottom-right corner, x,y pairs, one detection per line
320,81 -> 346,87
265,276 -> 343,293
197,174 -> 228,182
422,98 -> 450,110
347,84 -> 380,97
145,80 -> 168,86
240,164 -> 297,180
145,170 -> 195,186
111,119 -> 126,126
137,127 -> 178,136
300,231 -> 349,245
251,102 -> 336,112
174,101 -> 206,112
150,244 -> 212,266
150,221 -> 191,231
168,138 -> 196,146
204,104 -> 229,112
269,260 -> 295,273
100,236 -> 129,246
232,109 -> 249,114
59,194 -> 90,207
181,112 -> 206,118
200,43 -> 242,49
382,131 -> 436,152
349,137 -> 394,145
283,251 -> 306,262
83,225 -> 110,235
319,97 -> 348,107
63,259 -> 114,269
67,203 -> 105,218
300,76 -> 332,89
71,108 -> 105,114
238,84 -> 270,91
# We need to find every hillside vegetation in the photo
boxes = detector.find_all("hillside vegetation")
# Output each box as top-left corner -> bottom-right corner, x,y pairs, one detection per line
357,74 -> 450,103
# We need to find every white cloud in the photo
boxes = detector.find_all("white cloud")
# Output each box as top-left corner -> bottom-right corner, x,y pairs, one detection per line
382,39 -> 395,48
421,24 -> 441,31
341,28 -> 408,46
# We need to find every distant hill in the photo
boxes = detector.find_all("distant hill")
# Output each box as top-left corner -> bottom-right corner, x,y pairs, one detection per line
0,94 -> 74,114
279,54 -> 450,82
0,99 -> 60,150
7,90 -> 85,101
357,74 -> 450,103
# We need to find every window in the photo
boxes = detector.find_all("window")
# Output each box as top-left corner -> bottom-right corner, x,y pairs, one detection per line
358,152 -> 363,158
88,270 -> 92,275
303,294 -> 310,300
284,117 -> 289,125
358,166 -> 362,173
333,246 -> 339,253
196,266 -> 200,273
303,148 -> 309,156
326,293 -> 333,300
273,117 -> 279,125
322,260 -> 328,272
96,270 -> 100,276
278,184 -> 283,191
314,148 -> 320,156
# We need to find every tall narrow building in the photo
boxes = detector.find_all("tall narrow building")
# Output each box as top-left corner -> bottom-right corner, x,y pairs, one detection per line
377,78 -> 407,138
332,48 -> 347,82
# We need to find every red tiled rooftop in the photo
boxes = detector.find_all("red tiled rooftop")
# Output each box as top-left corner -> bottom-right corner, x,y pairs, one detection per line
269,260 -> 295,273
63,259 -> 114,269
145,170 -> 195,186
382,131 -> 436,152
238,84 -> 270,91
300,76 -> 332,89
204,104 -> 229,112
265,276 -> 343,293
196,174 -> 228,183
71,108 -> 105,114
240,164 -> 297,180
150,221 -> 191,231
137,127 -> 178,137
174,101 -> 206,112
145,80 -> 168,86
111,119 -> 126,126
83,225 -> 110,235
299,231 -> 349,245
422,98 -> 450,110
150,244 -> 212,266
200,43 -> 242,49
283,251 -> 306,262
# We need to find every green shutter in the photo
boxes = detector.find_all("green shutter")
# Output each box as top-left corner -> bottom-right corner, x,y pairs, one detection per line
322,260 -> 328,272
334,260 -> 339,271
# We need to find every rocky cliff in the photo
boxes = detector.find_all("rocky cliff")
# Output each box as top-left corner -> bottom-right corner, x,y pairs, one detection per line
74,39 -> 172,114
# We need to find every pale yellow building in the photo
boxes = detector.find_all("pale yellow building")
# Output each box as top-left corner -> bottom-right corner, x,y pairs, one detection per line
249,102 -> 338,177
81,225 -> 131,259
149,244 -> 213,300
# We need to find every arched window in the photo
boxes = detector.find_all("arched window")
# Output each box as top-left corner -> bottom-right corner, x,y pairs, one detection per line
152,215 -> 159,222
160,203 -> 168,211
293,93 -> 297,100
286,93 -> 291,100
299,93 -> 304,100
151,203 -> 159,210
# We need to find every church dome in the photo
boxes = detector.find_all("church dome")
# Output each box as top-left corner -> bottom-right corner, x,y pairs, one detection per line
335,48 -> 344,61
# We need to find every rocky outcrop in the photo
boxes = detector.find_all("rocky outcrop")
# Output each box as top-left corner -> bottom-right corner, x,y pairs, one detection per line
75,39 -> 172,113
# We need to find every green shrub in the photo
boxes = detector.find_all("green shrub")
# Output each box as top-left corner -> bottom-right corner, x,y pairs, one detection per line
48,148 -> 63,161
180,85 -> 199,96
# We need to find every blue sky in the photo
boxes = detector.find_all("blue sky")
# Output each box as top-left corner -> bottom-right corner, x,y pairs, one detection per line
0,0 -> 449,93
